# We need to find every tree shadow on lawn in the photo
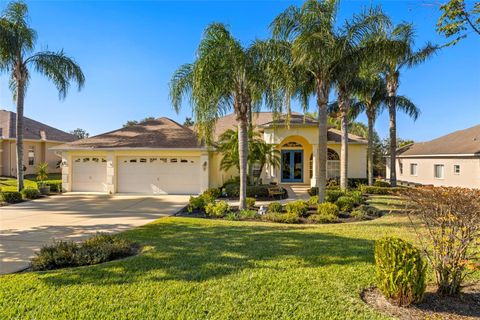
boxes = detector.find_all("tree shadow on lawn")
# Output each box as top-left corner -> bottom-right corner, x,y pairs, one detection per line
40,219 -> 375,287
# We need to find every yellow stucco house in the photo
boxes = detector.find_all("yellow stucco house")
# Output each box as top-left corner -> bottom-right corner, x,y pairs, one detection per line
52,113 -> 367,194
0,109 -> 76,177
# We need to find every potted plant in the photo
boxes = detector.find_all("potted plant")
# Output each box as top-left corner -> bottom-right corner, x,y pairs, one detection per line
36,162 -> 50,195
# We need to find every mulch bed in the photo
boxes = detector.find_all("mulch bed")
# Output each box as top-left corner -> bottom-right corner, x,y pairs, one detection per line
176,206 -> 381,224
361,283 -> 480,320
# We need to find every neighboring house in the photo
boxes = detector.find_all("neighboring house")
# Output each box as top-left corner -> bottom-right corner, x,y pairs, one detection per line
386,124 -> 480,188
0,109 -> 76,177
53,113 -> 367,194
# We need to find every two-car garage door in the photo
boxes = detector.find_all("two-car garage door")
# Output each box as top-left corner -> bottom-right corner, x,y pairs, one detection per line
71,155 -> 202,194
117,156 -> 201,194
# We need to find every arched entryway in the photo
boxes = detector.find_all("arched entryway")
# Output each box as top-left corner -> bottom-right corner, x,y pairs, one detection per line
278,136 -> 311,183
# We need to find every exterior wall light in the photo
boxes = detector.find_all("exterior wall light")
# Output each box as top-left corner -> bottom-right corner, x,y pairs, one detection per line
203,161 -> 208,171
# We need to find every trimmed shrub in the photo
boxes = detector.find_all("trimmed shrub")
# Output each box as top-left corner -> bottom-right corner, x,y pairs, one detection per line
262,212 -> 300,224
317,202 -> 339,216
238,209 -> 258,220
1,191 -> 22,204
309,213 -> 338,223
268,202 -> 282,213
335,196 -> 356,212
351,205 -> 380,219
346,190 -> 364,205
203,188 -> 221,199
78,233 -> 138,265
374,180 -> 391,188
325,189 -> 346,203
205,201 -> 230,218
43,180 -> 62,192
375,237 -> 426,306
246,197 -> 256,209
308,187 -> 318,196
21,188 -> 40,199
359,185 -> 402,195
31,234 -> 138,271
308,195 -> 319,206
225,212 -> 238,221
285,200 -> 309,217
187,196 -> 205,213
31,241 -> 79,271
223,184 -> 273,198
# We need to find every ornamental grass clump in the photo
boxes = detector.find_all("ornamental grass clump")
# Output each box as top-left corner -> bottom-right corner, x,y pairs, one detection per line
403,186 -> 480,295
374,237 -> 426,306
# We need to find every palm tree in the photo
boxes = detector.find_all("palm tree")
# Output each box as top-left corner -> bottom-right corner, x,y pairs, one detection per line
271,0 -> 388,198
170,23 -> 262,210
378,23 -> 437,186
216,128 -> 280,185
0,2 -> 85,191
352,75 -> 419,185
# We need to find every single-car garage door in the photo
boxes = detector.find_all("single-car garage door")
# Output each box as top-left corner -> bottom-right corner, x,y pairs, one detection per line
72,156 -> 107,192
117,156 -> 201,194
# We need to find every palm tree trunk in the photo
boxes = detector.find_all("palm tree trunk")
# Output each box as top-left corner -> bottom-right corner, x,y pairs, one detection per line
339,89 -> 349,190
238,116 -> 248,210
316,81 -> 329,203
367,112 -> 374,186
16,79 -> 26,191
387,78 -> 398,187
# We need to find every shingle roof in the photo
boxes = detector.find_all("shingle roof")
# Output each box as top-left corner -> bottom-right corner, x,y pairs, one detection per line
398,124 -> 480,156
52,117 -> 204,150
212,112 -> 367,144
0,109 -> 75,142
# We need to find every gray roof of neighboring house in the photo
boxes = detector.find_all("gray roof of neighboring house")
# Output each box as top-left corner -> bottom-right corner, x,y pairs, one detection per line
0,109 -> 75,142
52,117 -> 204,150
397,124 -> 480,156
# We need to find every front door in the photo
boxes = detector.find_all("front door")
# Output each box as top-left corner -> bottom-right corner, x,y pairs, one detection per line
281,150 -> 303,182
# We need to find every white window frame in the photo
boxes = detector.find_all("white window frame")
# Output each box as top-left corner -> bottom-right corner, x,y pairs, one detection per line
453,164 -> 460,175
410,163 -> 417,176
28,146 -> 35,166
434,164 -> 444,179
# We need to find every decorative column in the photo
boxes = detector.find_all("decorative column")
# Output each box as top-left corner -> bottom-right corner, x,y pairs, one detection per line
200,152 -> 209,193
61,152 -> 71,192
106,152 -> 115,194
311,144 -> 319,187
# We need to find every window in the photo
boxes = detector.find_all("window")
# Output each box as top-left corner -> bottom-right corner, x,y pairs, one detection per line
326,149 -> 340,179
180,159 -> 188,163
92,157 -> 99,163
82,157 -> 90,163
282,141 -> 302,148
28,146 -> 35,166
454,165 -> 460,174
129,159 -> 137,163
139,158 -> 147,163
170,158 -> 178,163
399,162 -> 403,175
252,162 -> 262,177
434,164 -> 444,179
410,163 -> 417,176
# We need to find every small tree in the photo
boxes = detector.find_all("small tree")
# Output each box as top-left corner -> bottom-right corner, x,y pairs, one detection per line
36,162 -> 48,187
403,187 -> 480,295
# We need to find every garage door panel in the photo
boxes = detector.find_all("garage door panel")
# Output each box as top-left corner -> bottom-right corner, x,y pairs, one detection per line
117,156 -> 201,195
72,157 -> 107,192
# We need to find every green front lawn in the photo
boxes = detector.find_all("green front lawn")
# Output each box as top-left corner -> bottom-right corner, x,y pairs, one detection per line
0,177 -> 37,192
1,214 -> 423,319
0,174 -> 61,192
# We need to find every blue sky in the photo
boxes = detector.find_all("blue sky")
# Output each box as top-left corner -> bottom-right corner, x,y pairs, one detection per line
0,0 -> 478,142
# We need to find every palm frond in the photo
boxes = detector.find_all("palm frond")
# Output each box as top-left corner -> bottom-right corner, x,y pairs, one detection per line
26,50 -> 85,99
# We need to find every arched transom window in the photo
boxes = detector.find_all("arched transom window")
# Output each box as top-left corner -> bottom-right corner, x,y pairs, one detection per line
282,141 -> 303,148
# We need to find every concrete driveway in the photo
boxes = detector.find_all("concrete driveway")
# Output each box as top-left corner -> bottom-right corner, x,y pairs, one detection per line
0,194 -> 189,275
